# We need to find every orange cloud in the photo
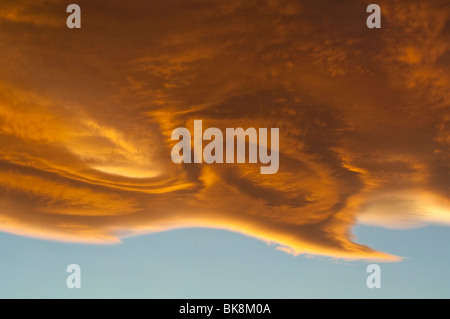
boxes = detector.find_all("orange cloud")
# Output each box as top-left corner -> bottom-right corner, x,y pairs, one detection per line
0,0 -> 448,261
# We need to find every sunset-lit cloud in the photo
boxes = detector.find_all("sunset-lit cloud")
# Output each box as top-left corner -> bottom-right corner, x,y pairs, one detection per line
0,0 -> 448,261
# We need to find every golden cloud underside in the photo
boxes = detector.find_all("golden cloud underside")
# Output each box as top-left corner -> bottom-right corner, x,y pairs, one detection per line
0,0 -> 449,260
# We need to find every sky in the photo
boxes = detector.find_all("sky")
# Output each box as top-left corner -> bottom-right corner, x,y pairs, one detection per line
0,0 -> 449,298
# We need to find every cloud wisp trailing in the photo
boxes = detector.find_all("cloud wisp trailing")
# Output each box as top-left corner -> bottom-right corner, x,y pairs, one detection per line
0,0 -> 449,261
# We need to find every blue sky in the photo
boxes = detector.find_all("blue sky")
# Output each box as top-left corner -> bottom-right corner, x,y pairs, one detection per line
1,225 -> 449,298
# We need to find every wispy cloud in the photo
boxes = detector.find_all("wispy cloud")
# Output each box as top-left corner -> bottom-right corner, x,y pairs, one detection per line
0,0 -> 448,261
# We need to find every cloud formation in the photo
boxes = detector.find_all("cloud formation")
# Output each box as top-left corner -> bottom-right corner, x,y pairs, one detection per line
0,0 -> 449,260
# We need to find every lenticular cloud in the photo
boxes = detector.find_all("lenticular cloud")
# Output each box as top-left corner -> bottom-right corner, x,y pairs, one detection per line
0,0 -> 448,261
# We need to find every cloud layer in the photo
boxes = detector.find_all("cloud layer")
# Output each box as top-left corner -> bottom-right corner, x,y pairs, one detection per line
0,0 -> 449,260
